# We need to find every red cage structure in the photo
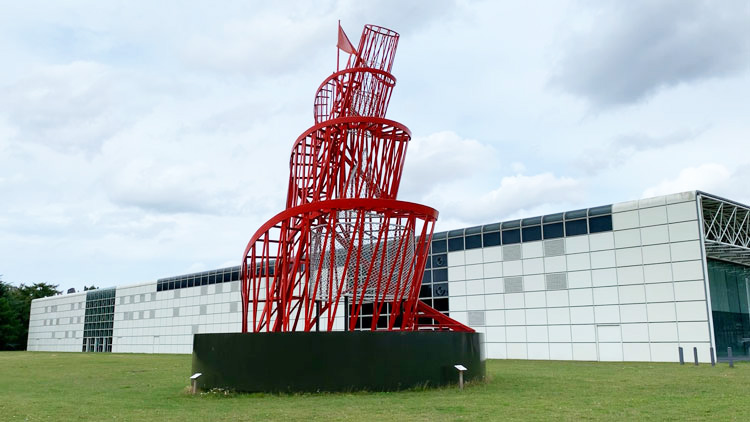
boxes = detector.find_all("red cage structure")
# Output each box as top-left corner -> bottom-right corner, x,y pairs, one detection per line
193,24 -> 483,392
240,24 -> 471,334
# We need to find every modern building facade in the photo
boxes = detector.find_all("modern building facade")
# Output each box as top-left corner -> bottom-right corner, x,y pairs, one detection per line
27,191 -> 750,362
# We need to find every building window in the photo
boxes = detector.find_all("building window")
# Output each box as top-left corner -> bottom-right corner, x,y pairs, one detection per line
589,215 -> 613,233
502,229 -> 521,245
448,236 -> 464,252
465,234 -> 482,249
543,223 -> 564,239
565,219 -> 588,236
483,231 -> 501,247
521,226 -> 542,242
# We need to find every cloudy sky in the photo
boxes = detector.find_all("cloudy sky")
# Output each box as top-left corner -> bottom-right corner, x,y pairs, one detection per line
1,0 -> 749,291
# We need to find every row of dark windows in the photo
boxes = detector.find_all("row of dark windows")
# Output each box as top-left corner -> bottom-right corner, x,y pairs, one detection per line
157,266 -> 241,292
430,214 -> 613,253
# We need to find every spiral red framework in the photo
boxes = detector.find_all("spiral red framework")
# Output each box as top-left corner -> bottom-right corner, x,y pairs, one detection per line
240,24 -> 472,333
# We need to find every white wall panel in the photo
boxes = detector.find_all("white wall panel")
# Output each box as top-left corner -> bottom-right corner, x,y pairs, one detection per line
465,249 -> 484,265
506,309 -> 526,325
675,301 -> 708,321
546,290 -> 569,307
484,278 -> 504,294
486,342 -> 507,359
642,244 -> 671,264
673,280 -> 706,301
668,221 -> 700,242
670,241 -> 702,262
505,292 -> 525,309
483,246 -> 502,262
486,326 -> 506,341
465,264 -> 483,280
589,232 -> 615,251
647,303 -> 676,322
569,289 -> 594,306
641,225 -> 669,245
593,287 -> 619,305
572,343 -> 598,361
667,201 -> 698,222
617,266 -> 645,285
672,260 -> 704,281
623,343 -> 651,361
614,228 -> 641,248
504,260 -> 523,276
526,309 -> 547,325
483,262 -> 503,278
620,304 -> 648,322
544,256 -> 567,272
506,343 -> 527,359
612,211 -> 640,230
547,307 -> 571,324
619,285 -> 646,304
649,322 -> 678,341
448,266 -> 466,281
449,296 -> 466,311
621,323 -> 650,342
645,283 -> 675,302
506,326 -> 526,342
597,325 -> 622,342
549,343 -> 573,360
449,280 -> 466,296
613,200 -> 639,212
590,250 -> 616,269
643,263 -> 673,283
525,291 -> 546,308
677,322 -> 710,342
448,251 -> 465,266
594,305 -> 620,324
571,324 -> 596,342
615,247 -> 643,266
523,258 -> 544,275
597,339 -> 623,361
466,295 -> 485,311
522,242 -> 544,258
639,206 -> 668,226
592,268 -> 617,287
566,253 -> 591,271
570,307 -> 595,324
527,326 -> 548,342
549,325 -> 572,342
565,236 -> 589,254
527,343 -> 550,360
466,279 -> 484,295
524,274 -> 545,291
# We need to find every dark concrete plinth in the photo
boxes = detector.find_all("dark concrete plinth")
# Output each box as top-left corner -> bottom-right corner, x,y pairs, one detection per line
191,331 -> 484,392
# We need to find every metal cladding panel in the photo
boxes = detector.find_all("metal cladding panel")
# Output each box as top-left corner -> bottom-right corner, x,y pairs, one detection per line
192,331 -> 485,392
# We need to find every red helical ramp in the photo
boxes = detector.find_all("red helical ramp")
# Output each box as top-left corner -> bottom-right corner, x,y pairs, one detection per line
240,24 -> 472,334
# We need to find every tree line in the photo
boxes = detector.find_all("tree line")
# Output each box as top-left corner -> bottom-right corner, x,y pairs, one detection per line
0,277 -> 61,350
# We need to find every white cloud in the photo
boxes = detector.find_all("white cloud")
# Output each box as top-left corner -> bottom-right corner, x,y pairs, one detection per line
400,130 -> 497,198
642,163 -> 732,198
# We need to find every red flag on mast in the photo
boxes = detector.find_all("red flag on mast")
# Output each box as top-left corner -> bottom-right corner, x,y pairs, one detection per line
337,23 -> 357,55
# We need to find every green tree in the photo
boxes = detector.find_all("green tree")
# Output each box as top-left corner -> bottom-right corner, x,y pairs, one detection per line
0,279 -> 23,350
0,279 -> 60,350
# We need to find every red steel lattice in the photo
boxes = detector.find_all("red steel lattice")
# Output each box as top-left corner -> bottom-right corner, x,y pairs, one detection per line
240,24 -> 472,333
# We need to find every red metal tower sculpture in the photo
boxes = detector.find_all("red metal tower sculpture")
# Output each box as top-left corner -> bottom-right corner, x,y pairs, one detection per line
241,24 -> 472,333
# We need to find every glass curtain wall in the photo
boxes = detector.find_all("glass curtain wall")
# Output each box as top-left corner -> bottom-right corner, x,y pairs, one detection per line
708,259 -> 750,359
82,288 -> 116,352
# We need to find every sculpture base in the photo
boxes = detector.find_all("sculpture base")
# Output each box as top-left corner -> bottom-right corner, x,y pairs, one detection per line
191,331 -> 484,392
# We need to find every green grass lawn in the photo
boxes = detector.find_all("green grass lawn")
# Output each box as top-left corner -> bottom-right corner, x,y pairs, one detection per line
0,352 -> 748,421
